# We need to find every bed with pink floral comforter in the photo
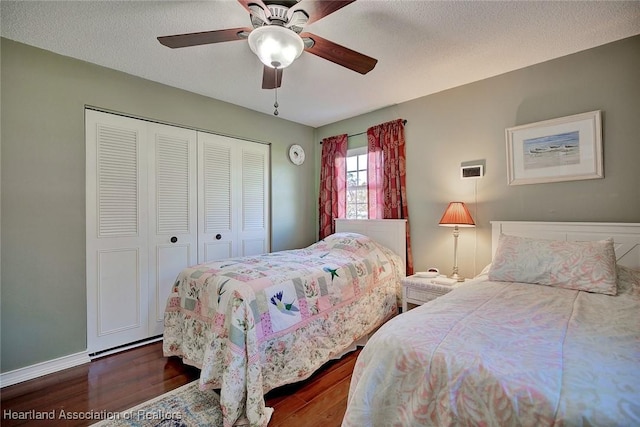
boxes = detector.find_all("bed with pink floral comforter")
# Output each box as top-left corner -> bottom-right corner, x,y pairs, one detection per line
163,232 -> 403,427
343,266 -> 640,427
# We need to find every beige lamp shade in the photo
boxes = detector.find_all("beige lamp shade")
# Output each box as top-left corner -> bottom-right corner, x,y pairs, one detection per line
439,202 -> 475,227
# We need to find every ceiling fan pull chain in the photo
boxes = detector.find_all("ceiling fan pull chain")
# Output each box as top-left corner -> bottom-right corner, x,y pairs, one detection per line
273,67 -> 279,116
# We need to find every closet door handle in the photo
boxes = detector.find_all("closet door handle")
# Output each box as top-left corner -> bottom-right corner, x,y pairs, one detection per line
170,236 -> 178,243
215,234 -> 222,240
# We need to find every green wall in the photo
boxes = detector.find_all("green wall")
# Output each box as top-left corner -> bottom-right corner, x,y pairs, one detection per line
0,38 -> 317,372
315,35 -> 640,278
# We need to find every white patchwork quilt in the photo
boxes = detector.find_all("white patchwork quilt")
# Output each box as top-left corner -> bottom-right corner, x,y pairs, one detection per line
163,232 -> 403,427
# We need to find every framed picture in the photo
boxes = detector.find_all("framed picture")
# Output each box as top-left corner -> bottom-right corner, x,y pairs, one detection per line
506,110 -> 603,185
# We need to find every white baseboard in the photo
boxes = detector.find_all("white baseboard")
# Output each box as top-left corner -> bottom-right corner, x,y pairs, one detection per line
0,351 -> 91,388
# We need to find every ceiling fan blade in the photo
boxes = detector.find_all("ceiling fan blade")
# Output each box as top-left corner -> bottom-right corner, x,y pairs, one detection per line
290,0 -> 356,25
300,32 -> 377,74
158,27 -> 251,49
262,66 -> 283,89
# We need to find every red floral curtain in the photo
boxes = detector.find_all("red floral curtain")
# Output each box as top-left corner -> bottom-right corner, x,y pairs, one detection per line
367,119 -> 414,275
319,134 -> 348,239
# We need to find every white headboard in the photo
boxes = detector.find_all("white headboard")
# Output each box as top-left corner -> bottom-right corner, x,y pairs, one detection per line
491,221 -> 640,270
334,219 -> 407,270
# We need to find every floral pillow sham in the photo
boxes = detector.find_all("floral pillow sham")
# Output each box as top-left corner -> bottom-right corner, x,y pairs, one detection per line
488,234 -> 618,295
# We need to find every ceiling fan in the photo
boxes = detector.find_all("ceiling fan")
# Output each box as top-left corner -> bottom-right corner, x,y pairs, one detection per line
157,0 -> 378,90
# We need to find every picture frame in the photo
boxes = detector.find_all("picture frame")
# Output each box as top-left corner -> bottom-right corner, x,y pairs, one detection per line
505,110 -> 603,185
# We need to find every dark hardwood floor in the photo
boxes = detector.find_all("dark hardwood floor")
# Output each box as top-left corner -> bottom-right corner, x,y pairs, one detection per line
1,342 -> 360,426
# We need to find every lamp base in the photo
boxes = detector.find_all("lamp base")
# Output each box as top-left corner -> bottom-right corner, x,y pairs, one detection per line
449,225 -> 465,282
449,273 -> 465,282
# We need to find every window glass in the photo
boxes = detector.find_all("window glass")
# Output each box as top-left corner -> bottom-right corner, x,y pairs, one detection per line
346,147 -> 368,219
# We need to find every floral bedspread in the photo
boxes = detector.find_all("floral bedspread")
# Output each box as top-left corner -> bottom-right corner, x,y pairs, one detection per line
343,266 -> 640,427
163,232 -> 403,427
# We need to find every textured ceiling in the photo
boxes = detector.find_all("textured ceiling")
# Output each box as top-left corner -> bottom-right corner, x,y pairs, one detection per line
2,0 -> 640,127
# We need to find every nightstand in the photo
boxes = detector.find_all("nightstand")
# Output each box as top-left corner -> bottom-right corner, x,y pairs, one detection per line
402,275 -> 464,311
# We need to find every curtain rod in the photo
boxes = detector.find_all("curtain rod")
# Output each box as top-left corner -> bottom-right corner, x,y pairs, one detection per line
320,119 -> 407,143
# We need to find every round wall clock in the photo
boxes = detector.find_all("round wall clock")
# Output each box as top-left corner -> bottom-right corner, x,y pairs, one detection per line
288,144 -> 305,165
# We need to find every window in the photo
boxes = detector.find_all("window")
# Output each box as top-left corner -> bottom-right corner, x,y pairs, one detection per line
346,147 -> 368,219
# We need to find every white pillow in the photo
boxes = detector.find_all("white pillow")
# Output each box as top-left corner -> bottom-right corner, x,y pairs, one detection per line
488,234 -> 618,295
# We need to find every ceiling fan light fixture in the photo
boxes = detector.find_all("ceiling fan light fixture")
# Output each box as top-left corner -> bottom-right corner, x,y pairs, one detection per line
248,25 -> 304,69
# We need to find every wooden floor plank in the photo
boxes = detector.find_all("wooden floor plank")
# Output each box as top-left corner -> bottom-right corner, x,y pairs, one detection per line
267,395 -> 308,425
269,375 -> 352,427
294,356 -> 357,403
307,397 -> 349,427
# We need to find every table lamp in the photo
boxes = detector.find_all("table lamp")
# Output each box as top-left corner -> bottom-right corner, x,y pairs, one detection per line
439,202 -> 475,281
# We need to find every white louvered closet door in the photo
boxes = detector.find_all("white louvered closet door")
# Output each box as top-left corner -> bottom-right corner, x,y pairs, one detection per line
147,123 -> 197,336
198,132 -> 270,262
87,110 -> 270,354
86,110 -> 149,354
198,132 -> 236,262
238,142 -> 270,256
